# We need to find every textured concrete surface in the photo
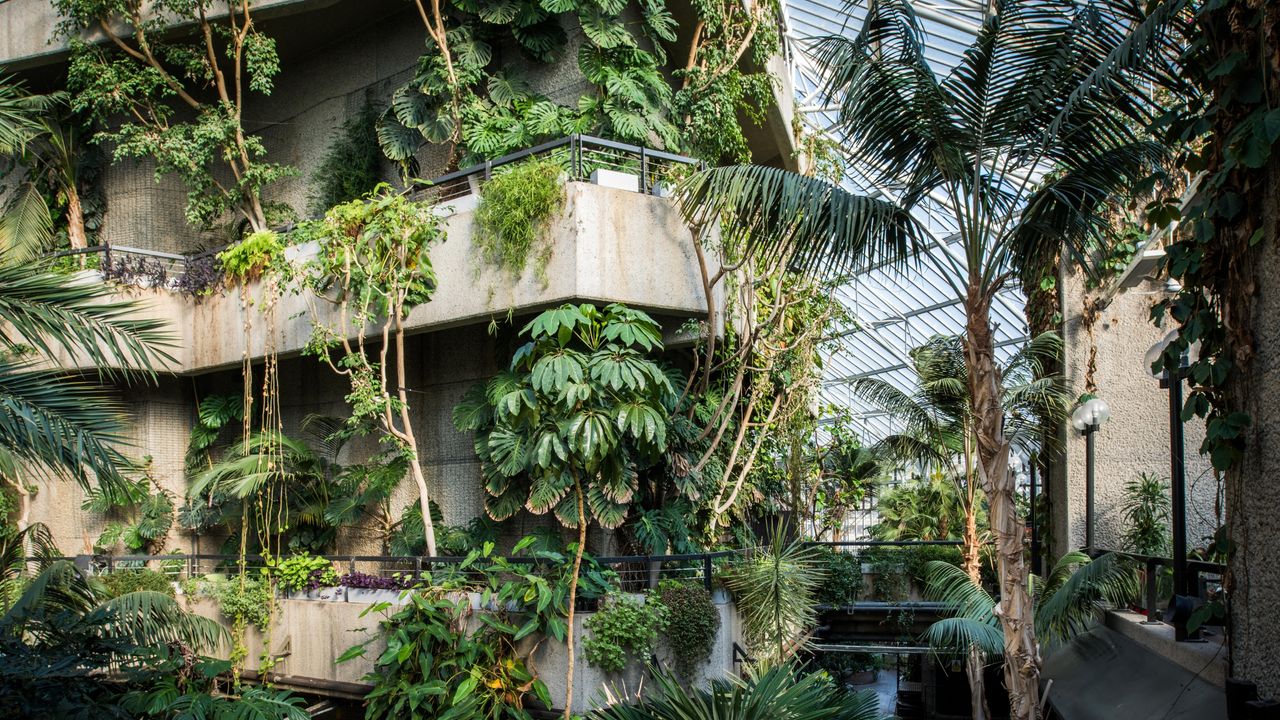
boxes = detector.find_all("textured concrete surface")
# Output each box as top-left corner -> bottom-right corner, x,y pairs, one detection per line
182,592 -> 743,713
0,0 -> 338,70
1105,610 -> 1226,688
51,181 -> 715,376
1055,271 -> 1220,558
1225,160 -> 1280,698
1042,624 -> 1226,720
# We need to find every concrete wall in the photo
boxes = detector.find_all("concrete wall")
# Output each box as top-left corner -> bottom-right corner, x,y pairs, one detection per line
49,181 -> 715,376
182,591 -> 743,714
1225,158 -> 1280,698
1054,270 -> 1221,558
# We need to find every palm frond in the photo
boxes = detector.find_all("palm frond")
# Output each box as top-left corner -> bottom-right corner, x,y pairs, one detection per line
923,616 -> 1005,656
0,182 -> 55,265
0,359 -> 138,491
0,266 -> 175,379
677,165 -> 924,276
1036,552 -> 1138,648
87,591 -> 228,653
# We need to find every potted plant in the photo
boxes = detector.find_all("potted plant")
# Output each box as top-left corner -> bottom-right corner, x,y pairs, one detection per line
276,552 -> 343,601
341,571 -> 409,604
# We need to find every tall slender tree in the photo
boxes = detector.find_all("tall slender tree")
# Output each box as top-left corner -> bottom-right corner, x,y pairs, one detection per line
853,333 -> 1066,719
679,0 -> 1183,713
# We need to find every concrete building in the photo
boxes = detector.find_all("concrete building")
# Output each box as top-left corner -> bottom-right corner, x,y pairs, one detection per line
0,0 -> 798,555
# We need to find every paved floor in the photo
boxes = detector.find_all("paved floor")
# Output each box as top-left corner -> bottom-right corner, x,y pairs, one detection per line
852,670 -> 899,717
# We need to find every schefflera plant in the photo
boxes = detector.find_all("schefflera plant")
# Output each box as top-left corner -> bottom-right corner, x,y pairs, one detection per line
453,302 -> 673,718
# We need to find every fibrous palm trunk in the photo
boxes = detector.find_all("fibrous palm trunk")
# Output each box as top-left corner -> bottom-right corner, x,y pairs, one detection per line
962,433 -> 990,720
964,284 -> 1039,720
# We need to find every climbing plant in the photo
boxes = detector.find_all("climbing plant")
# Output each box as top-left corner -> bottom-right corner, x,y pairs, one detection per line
309,103 -> 383,216
54,0 -> 295,232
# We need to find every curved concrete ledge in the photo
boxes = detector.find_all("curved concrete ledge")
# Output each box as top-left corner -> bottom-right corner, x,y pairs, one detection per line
46,181 -> 717,376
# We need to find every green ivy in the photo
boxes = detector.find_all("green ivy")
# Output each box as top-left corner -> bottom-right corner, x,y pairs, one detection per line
474,156 -> 565,283
1149,0 -> 1277,473
655,580 -> 720,675
583,593 -> 669,673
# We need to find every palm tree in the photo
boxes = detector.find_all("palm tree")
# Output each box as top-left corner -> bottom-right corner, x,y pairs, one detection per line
0,266 -> 173,495
678,0 -> 1182,712
854,333 -> 1065,569
855,333 -> 1065,718
923,551 -> 1138,660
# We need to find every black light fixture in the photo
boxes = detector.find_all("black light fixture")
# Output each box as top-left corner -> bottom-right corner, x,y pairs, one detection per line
1144,330 -> 1201,641
1071,397 -> 1111,554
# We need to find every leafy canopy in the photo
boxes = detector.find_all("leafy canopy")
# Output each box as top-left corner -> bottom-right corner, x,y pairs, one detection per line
454,303 -> 673,530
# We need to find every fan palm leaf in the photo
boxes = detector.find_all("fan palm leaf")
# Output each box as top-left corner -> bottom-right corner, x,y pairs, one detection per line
590,663 -> 884,720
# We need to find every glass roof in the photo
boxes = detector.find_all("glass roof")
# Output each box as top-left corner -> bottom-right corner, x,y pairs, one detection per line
779,0 -> 1031,443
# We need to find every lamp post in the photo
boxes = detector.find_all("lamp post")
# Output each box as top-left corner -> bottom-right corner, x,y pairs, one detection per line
1144,331 -> 1200,641
1071,397 -> 1111,554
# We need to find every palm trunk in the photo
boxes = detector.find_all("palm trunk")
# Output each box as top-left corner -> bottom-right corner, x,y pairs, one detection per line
962,431 -> 991,720
65,185 -> 87,267
563,482 -> 587,720
964,284 -> 1039,720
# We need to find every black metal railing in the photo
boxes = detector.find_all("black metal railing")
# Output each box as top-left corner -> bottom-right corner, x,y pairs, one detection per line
1096,548 -> 1226,628
48,548 -> 738,594
44,134 -> 701,292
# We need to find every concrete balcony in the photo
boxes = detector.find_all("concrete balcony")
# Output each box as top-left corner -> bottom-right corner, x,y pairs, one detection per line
67,179 -> 716,375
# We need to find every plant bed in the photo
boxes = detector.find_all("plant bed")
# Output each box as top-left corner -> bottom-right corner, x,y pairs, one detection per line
286,586 -> 347,602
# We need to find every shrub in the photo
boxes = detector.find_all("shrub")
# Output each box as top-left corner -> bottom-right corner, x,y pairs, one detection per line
98,569 -> 174,598
275,552 -> 338,592
344,592 -> 550,719
584,593 -> 669,673
474,156 -> 565,283
656,580 -> 720,675
812,547 -> 861,606
339,572 -> 408,590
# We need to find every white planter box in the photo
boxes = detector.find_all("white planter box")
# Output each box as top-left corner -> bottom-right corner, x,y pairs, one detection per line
590,168 -> 641,192
286,586 -> 347,602
345,588 -> 406,605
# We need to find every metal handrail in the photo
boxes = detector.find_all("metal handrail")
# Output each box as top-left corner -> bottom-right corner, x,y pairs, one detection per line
47,134 -> 700,284
67,548 -> 738,592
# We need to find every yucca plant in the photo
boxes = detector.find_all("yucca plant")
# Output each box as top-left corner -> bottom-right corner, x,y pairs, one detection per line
591,663 -> 884,720
721,527 -> 826,665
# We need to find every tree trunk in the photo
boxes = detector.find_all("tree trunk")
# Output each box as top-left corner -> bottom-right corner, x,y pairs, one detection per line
563,484 -> 587,719
65,184 -> 87,267
964,284 -> 1039,720
962,433 -> 990,720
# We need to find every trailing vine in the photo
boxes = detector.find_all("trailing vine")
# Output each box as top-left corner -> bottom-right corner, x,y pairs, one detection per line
1150,0 -> 1278,473
474,156 -> 565,283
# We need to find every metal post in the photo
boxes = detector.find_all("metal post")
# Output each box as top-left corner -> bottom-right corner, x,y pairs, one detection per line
1085,425 -> 1097,553
1164,367 -> 1191,640
703,554 -> 714,592
1030,452 -> 1041,575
